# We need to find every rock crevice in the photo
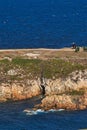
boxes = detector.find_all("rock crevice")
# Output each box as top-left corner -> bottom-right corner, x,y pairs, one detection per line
38,70 -> 87,110
0,70 -> 87,111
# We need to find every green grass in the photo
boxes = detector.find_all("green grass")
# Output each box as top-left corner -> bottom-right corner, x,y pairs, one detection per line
12,58 -> 42,67
0,58 -> 86,81
65,89 -> 85,96
41,59 -> 86,78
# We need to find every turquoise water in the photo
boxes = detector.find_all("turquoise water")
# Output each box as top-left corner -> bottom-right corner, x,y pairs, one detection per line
0,0 -> 87,48
0,97 -> 87,130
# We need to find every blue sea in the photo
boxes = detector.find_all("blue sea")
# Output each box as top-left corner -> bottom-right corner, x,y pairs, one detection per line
0,0 -> 87,130
0,97 -> 87,130
0,0 -> 87,49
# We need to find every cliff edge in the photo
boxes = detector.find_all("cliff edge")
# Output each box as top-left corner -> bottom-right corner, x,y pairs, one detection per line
0,48 -> 87,111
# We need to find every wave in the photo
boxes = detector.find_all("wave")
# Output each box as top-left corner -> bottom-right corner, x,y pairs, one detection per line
23,109 -> 65,116
48,109 -> 65,112
23,109 -> 44,115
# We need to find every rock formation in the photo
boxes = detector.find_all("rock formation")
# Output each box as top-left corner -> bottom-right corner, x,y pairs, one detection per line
39,93 -> 87,111
37,70 -> 87,110
0,69 -> 87,111
0,79 -> 41,102
45,70 -> 87,95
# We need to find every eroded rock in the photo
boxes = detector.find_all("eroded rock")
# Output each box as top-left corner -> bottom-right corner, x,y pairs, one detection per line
39,93 -> 87,110
0,79 -> 41,102
0,70 -> 87,112
45,70 -> 87,95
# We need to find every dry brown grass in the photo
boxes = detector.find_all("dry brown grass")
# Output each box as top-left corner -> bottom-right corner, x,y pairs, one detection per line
0,48 -> 87,65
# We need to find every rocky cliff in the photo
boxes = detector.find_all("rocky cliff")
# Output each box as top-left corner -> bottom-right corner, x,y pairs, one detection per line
0,79 -> 41,102
45,70 -> 87,95
0,69 -> 87,111
37,70 -> 87,110
0,55 -> 87,111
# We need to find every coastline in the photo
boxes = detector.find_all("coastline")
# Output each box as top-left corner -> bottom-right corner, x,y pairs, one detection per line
0,47 -> 87,111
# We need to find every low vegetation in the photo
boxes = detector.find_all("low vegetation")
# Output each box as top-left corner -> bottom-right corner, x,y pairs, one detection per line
65,88 -> 85,96
0,57 -> 86,82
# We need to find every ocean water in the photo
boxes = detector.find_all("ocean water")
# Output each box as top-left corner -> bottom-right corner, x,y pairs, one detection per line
0,1 -> 87,130
0,97 -> 87,130
0,0 -> 87,49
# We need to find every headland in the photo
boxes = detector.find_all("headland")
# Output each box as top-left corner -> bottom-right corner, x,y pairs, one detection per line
0,47 -> 87,111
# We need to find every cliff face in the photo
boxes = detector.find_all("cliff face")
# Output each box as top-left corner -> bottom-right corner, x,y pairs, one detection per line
45,70 -> 87,95
38,70 -> 87,110
40,93 -> 87,110
0,69 -> 87,111
0,79 -> 41,102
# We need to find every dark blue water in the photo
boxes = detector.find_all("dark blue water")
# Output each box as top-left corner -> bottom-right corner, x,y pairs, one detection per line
0,0 -> 87,49
0,1 -> 87,129
0,97 -> 87,130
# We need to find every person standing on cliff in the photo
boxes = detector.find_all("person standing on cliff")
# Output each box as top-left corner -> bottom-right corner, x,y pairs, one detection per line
72,42 -> 76,49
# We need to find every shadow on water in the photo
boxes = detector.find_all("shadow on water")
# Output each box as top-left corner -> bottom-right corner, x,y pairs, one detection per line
0,95 -> 43,113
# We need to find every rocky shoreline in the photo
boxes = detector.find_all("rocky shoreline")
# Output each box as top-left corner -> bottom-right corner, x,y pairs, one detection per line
34,70 -> 87,111
0,48 -> 87,111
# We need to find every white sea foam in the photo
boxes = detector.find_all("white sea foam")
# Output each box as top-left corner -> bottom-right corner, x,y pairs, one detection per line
48,109 -> 56,112
26,110 -> 37,115
58,109 -> 65,111
48,109 -> 65,112
23,108 -> 65,116
23,109 -> 45,115
36,109 -> 44,113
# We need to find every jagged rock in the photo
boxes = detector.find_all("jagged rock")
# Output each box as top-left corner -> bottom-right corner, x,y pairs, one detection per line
45,70 -> 87,95
37,70 -> 87,111
39,93 -> 87,110
0,70 -> 87,112
7,69 -> 18,76
0,79 -> 41,102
